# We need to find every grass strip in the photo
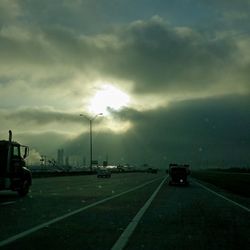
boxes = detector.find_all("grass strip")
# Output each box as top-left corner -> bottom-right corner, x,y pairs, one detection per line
192,170 -> 250,197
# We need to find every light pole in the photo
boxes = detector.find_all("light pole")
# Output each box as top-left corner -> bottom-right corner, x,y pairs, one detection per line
80,113 -> 103,172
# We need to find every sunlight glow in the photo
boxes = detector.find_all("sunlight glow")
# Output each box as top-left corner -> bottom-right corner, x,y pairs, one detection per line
106,120 -> 132,133
88,84 -> 130,114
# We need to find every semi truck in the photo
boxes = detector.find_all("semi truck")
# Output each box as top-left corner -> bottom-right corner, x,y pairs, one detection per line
168,163 -> 190,186
0,130 -> 32,196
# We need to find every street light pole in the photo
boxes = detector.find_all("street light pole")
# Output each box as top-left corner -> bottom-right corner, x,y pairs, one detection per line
80,113 -> 102,172
89,119 -> 93,172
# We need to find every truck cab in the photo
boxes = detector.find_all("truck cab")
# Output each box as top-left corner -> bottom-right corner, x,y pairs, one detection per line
0,131 -> 32,196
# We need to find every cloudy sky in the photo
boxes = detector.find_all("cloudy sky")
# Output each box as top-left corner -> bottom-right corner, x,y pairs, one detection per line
1,0 -> 250,168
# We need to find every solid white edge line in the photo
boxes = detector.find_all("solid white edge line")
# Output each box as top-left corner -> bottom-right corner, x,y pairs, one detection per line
111,176 -> 168,250
0,176 -> 164,247
193,179 -> 250,212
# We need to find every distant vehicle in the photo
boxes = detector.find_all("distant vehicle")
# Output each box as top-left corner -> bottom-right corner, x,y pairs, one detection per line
168,163 -> 190,186
0,130 -> 32,196
97,169 -> 111,178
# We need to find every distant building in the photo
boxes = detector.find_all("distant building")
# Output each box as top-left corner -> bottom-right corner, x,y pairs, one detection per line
57,149 -> 64,166
65,156 -> 69,166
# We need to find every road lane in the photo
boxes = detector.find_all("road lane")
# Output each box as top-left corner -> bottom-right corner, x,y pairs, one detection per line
124,179 -> 250,250
0,174 -> 164,250
1,173 -> 249,250
0,173 -> 163,241
0,173 -> 164,248
111,176 -> 168,250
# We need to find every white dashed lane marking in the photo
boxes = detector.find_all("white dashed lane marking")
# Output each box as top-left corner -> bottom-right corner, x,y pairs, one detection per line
111,176 -> 168,250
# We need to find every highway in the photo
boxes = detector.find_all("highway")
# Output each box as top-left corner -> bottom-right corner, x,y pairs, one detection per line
0,172 -> 249,250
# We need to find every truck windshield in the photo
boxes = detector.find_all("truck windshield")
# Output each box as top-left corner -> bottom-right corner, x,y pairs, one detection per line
171,168 -> 186,174
12,146 -> 19,157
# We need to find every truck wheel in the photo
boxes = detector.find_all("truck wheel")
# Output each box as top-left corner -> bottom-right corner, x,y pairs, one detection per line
18,180 -> 30,197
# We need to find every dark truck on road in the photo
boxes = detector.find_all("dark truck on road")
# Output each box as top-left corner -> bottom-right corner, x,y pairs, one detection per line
0,130 -> 31,196
168,163 -> 190,186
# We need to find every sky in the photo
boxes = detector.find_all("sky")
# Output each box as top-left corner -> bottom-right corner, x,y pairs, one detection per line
0,0 -> 250,168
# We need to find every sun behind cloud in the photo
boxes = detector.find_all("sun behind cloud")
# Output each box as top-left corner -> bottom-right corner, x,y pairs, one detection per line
88,84 -> 130,115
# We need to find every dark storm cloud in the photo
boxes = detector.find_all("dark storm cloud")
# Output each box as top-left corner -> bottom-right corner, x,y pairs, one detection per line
99,17 -> 240,93
9,94 -> 249,168
112,94 -> 250,149
64,94 -> 250,168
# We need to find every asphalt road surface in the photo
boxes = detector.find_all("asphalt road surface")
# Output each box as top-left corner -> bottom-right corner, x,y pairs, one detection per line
0,172 -> 249,250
